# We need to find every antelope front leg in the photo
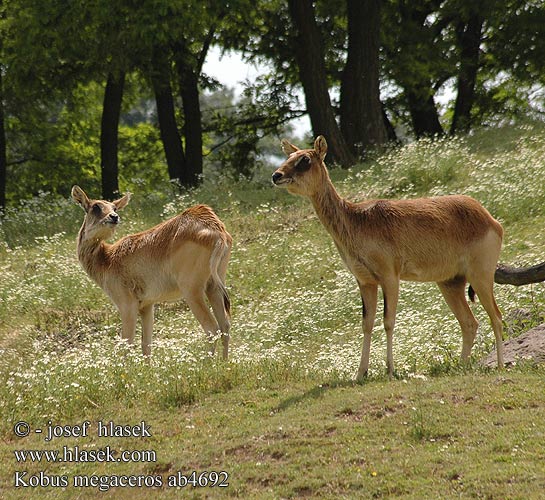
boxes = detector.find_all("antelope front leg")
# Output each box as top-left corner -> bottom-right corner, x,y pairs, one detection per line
118,302 -> 138,345
381,279 -> 400,378
140,304 -> 154,356
356,282 -> 378,381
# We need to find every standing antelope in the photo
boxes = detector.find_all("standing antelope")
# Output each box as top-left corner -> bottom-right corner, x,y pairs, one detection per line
71,186 -> 232,358
272,136 -> 504,379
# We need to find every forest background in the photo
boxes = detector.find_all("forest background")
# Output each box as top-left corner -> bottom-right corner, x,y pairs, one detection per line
1,0 -> 544,210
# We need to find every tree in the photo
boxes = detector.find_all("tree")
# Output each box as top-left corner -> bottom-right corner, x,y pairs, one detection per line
383,0 -> 449,137
140,1 -> 231,187
213,0 -> 313,172
151,48 -> 185,183
176,54 -> 203,186
2,0 -> 132,199
203,79 -> 301,178
340,0 -> 388,153
386,0 -> 544,137
174,31 -> 213,188
477,0 -> 545,123
221,0 -> 391,161
100,72 -> 125,199
287,0 -> 355,166
450,11 -> 484,134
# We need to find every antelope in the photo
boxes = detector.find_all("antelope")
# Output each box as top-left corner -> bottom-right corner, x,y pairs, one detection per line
272,136 -> 504,379
71,186 -> 232,358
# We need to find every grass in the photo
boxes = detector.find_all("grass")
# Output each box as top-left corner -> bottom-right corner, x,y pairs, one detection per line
1,122 -> 545,498
1,372 -> 544,499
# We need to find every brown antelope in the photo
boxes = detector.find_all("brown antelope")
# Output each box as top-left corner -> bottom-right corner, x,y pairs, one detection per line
272,136 -> 504,379
71,186 -> 232,358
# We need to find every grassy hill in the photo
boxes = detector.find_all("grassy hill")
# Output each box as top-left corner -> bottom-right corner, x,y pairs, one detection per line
1,123 -> 544,498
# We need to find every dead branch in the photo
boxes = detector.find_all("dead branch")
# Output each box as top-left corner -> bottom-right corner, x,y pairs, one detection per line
495,261 -> 545,286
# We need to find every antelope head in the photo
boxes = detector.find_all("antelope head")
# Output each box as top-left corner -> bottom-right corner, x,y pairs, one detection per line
71,185 -> 131,241
272,136 -> 329,197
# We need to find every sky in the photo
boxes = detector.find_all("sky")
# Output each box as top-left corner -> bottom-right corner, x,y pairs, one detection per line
202,46 -> 262,92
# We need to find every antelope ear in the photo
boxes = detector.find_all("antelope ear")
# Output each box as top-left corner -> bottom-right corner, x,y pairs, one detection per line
314,136 -> 328,161
71,185 -> 91,211
281,138 -> 299,156
113,192 -> 131,210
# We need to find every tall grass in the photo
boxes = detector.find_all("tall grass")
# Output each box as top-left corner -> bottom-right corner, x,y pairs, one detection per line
1,122 -> 544,437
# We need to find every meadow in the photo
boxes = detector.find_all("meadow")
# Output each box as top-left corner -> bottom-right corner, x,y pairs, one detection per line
0,123 -> 544,498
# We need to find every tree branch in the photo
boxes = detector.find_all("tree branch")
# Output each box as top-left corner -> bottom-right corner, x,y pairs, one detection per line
197,10 -> 227,75
203,110 -> 307,156
204,135 -> 235,156
7,157 -> 39,167
202,109 -> 306,134
495,262 -> 545,286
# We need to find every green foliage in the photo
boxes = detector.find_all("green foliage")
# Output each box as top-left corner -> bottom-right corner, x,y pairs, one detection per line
3,79 -> 166,204
4,80 -> 102,203
2,0 -> 545,209
118,122 -> 165,191
487,0 -> 545,82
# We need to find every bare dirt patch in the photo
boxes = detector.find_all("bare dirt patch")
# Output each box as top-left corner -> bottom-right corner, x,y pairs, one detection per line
481,323 -> 545,367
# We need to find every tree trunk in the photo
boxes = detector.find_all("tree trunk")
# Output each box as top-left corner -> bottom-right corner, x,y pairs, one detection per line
177,63 -> 203,187
340,0 -> 388,155
382,105 -> 398,142
287,0 -> 355,167
100,72 -> 125,200
0,68 -> 6,212
450,15 -> 484,135
495,262 -> 545,286
151,51 -> 186,184
393,2 -> 444,138
405,87 -> 444,137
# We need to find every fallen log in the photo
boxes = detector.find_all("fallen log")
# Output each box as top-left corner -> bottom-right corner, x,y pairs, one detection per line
495,261 -> 545,286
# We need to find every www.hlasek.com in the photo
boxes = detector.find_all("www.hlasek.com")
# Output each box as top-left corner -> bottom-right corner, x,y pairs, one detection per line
12,420 -> 229,491
14,445 -> 157,464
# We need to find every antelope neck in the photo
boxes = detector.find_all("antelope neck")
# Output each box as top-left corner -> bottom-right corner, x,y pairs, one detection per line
310,178 -> 352,247
77,229 -> 111,284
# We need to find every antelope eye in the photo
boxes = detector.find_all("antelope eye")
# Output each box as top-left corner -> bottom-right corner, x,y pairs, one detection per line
295,156 -> 311,170
91,203 -> 101,215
